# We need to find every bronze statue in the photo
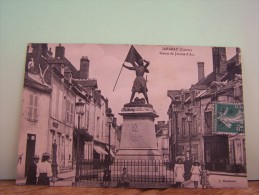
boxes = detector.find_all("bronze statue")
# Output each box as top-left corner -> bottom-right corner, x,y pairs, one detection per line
123,58 -> 150,104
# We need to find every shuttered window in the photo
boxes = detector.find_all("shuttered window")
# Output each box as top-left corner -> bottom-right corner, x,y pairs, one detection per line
66,100 -> 74,125
66,100 -> 70,123
28,94 -> 38,121
70,103 -> 74,124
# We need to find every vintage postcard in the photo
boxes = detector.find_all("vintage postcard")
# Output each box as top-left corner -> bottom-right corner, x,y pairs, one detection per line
16,43 -> 247,188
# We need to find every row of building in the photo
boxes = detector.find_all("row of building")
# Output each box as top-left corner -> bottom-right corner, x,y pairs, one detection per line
167,47 -> 246,173
17,44 -> 118,179
16,44 -> 245,180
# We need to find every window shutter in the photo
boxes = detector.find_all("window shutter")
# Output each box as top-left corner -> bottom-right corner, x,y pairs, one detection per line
28,94 -> 33,119
34,95 -> 38,119
70,103 -> 73,124
28,107 -> 33,119
51,85 -> 57,117
66,100 -> 70,123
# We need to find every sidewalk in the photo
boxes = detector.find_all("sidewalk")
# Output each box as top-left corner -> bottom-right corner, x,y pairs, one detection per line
53,170 -> 75,186
57,169 -> 75,180
16,169 -> 76,186
208,171 -> 247,177
183,171 -> 248,189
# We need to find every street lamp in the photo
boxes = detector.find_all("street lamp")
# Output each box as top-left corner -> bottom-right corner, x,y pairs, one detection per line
75,99 -> 85,182
185,107 -> 193,161
51,140 -> 58,185
106,108 -> 114,169
172,95 -> 181,160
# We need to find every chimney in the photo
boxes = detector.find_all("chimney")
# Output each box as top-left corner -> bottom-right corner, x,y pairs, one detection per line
41,44 -> 48,57
197,62 -> 205,82
80,56 -> 90,79
212,47 -> 227,80
55,44 -> 65,58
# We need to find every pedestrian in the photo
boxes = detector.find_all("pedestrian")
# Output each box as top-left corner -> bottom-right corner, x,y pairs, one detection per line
102,167 -> 111,187
183,156 -> 192,181
26,154 -> 39,185
36,152 -> 52,186
190,161 -> 201,188
174,157 -> 185,188
200,164 -> 211,188
117,167 -> 130,187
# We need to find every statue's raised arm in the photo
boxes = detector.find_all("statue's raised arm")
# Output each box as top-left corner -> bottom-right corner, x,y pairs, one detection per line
123,64 -> 135,71
143,59 -> 150,73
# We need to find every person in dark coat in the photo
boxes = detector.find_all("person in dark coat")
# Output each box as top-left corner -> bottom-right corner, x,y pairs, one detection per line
102,167 -> 111,187
184,157 -> 192,181
26,154 -> 39,185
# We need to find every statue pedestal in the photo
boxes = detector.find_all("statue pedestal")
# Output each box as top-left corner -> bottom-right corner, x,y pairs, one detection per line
115,103 -> 162,160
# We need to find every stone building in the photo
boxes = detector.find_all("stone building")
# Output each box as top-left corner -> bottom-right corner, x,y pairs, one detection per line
17,43 -> 52,179
167,47 -> 246,172
24,44 -> 78,172
72,55 -> 117,163
17,43 -> 118,181
16,71 -> 51,180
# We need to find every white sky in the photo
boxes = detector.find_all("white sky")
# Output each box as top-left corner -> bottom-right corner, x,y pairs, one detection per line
49,44 -> 236,125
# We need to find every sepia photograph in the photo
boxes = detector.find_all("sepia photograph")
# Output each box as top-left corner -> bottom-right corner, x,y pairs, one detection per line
16,43 -> 247,189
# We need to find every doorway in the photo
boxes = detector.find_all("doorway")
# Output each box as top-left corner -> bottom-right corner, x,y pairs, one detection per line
25,134 -> 36,177
204,135 -> 229,171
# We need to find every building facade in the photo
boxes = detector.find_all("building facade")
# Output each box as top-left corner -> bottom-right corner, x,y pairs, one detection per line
16,56 -> 51,179
168,47 -> 246,173
17,43 -> 118,182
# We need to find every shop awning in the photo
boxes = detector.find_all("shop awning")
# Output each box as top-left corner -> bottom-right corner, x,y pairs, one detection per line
93,145 -> 108,155
106,145 -> 115,157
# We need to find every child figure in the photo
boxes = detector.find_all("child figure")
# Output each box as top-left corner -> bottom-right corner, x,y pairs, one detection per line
200,164 -> 211,188
102,167 -> 111,187
190,161 -> 201,188
174,158 -> 185,188
117,167 -> 130,187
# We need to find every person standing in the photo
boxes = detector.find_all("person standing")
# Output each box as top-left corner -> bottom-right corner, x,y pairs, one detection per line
102,167 -> 111,187
123,58 -> 150,104
183,157 -> 192,181
190,161 -> 201,188
174,158 -> 185,188
26,155 -> 39,185
200,164 -> 211,188
36,152 -> 52,186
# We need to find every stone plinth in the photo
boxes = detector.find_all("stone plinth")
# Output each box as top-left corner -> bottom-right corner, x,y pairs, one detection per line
115,103 -> 162,160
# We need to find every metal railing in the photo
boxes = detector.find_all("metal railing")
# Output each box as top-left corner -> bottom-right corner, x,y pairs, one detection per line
78,159 -> 174,185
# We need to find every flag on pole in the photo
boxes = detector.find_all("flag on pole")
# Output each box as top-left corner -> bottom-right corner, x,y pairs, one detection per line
113,45 -> 143,92
125,45 -> 142,65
